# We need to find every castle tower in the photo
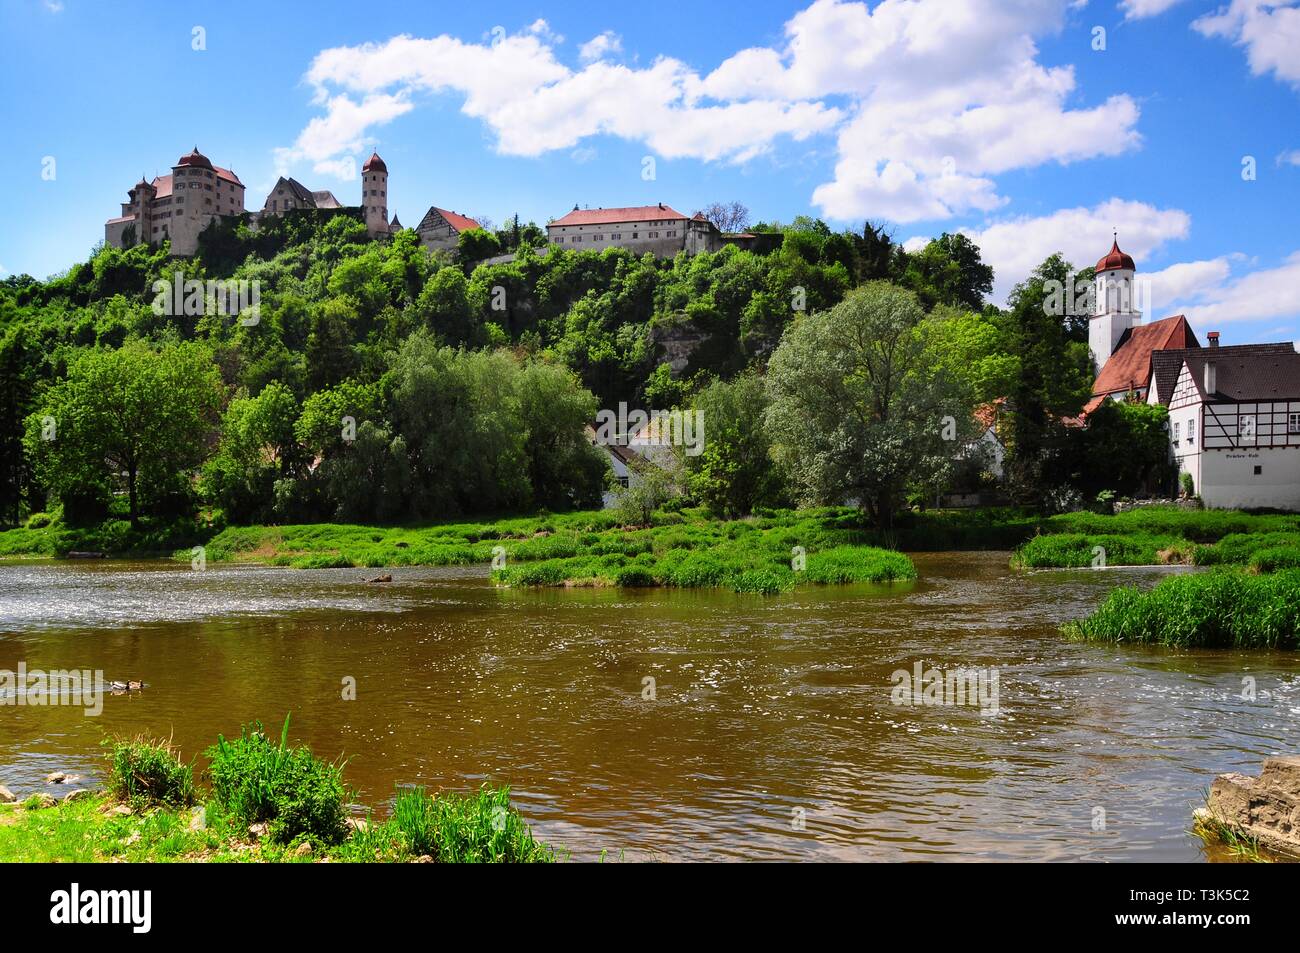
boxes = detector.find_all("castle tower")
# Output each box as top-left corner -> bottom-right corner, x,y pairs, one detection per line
1089,236 -> 1142,373
361,152 -> 389,238
128,176 -> 155,246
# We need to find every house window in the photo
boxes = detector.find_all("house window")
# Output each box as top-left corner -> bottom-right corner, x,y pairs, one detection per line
1187,419 -> 1195,445
1290,412 -> 1300,434
632,232 -> 638,238
611,233 -> 621,239
1172,421 -> 1180,443
1254,465 -> 1263,476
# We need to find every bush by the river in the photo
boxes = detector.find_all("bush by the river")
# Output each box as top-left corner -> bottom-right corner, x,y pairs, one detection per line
106,735 -> 195,808
205,717 -> 348,846
1063,570 -> 1300,649
391,784 -> 552,863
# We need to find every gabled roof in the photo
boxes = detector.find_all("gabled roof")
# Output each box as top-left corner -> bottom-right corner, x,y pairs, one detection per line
549,204 -> 687,227
311,190 -> 341,209
1151,344 -> 1300,404
274,177 -> 315,205
416,206 -> 481,234
1092,314 -> 1199,397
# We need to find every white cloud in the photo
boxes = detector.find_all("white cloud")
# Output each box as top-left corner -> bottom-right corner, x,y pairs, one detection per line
281,26 -> 840,173
1194,0 -> 1300,89
1166,251 -> 1300,328
703,0 -> 1141,222
1278,149 -> 1300,166
274,92 -> 413,179
42,0 -> 64,12
1119,0 -> 1186,18
579,31 -> 622,62
279,1 -> 1139,222
962,198 -> 1192,304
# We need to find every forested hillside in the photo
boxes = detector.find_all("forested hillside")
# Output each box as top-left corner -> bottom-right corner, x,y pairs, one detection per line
0,209 -> 1165,534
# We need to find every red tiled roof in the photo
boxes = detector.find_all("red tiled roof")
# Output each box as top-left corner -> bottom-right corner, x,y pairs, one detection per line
152,175 -> 173,199
1092,314 -> 1199,397
432,208 -> 481,233
362,152 -> 387,173
550,204 -> 687,227
106,215 -> 135,225
1096,239 -> 1136,274
214,166 -> 242,187
176,147 -> 213,170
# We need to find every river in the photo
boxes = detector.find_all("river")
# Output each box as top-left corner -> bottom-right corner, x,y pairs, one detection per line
2,551 -> 1297,861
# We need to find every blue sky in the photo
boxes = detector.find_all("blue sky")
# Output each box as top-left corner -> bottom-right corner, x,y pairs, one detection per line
1,0 -> 1297,344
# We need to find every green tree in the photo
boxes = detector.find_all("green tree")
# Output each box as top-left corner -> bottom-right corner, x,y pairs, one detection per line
1001,254 -> 1095,503
24,340 -> 222,525
899,233 -> 994,311
202,382 -> 300,522
764,282 -> 973,528
457,228 -> 503,265
684,372 -> 784,516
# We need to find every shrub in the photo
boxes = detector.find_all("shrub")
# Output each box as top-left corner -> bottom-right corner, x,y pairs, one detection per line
1063,569 -> 1300,649
803,546 -> 918,584
1250,546 -> 1300,574
1180,471 -> 1195,498
106,735 -> 195,808
205,716 -> 347,845
391,784 -> 552,863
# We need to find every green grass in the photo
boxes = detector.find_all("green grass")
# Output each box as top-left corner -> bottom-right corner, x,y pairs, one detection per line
0,717 -> 553,864
188,508 -> 921,594
205,716 -> 348,847
1012,509 -> 1300,569
105,735 -> 195,809
1063,569 -> 1300,649
0,517 -> 209,559
391,784 -> 552,863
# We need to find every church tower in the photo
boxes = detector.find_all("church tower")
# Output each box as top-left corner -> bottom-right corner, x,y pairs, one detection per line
361,152 -> 389,238
1089,235 -> 1141,374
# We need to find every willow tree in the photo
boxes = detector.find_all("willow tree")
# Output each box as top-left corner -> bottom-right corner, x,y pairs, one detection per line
764,281 -> 973,528
24,340 -> 222,525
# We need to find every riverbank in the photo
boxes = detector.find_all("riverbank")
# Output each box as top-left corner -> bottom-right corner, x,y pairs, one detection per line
1063,569 -> 1300,649
1011,510 -> 1300,569
0,726 -> 554,864
4,504 -> 1298,592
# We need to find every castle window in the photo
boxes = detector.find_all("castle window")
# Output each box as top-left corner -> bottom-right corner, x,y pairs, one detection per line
611,233 -> 621,239
632,232 -> 638,239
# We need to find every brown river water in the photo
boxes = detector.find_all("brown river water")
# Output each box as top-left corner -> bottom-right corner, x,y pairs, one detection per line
1,551 -> 1297,861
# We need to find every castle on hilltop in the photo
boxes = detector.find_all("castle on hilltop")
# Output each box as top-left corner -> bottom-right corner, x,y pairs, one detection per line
105,148 -> 247,256
105,148 -> 481,256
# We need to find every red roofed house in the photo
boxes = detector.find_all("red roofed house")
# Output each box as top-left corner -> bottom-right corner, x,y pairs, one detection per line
547,204 -> 721,257
416,206 -> 484,255
1085,238 -> 1300,509
105,147 -> 246,256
